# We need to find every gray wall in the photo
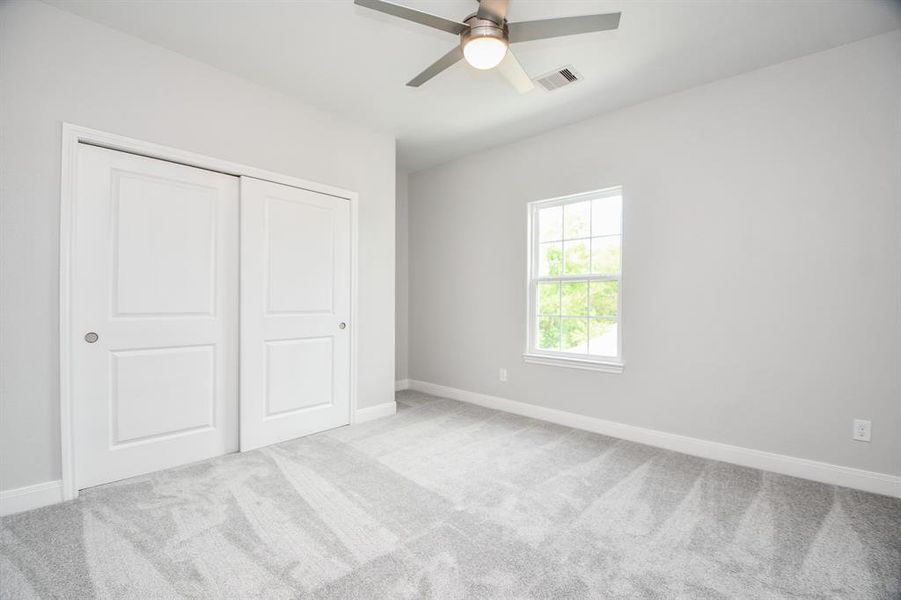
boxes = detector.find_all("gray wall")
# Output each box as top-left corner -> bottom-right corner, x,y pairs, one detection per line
408,31 -> 901,477
0,1 -> 396,492
396,169 -> 410,381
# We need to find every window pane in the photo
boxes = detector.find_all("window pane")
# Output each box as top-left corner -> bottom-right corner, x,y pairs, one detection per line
588,318 -> 618,357
589,281 -> 618,317
538,242 -> 563,276
538,206 -> 563,242
563,201 -> 590,239
591,195 -> 622,236
562,318 -> 589,353
530,192 -> 623,362
563,239 -> 590,274
591,236 -> 621,274
561,281 -> 588,316
537,283 -> 560,315
537,317 -> 560,350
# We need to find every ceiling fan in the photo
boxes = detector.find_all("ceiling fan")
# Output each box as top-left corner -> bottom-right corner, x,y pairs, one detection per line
354,0 -> 621,93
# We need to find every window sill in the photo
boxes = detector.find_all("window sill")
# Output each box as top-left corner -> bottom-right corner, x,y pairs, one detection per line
522,353 -> 624,373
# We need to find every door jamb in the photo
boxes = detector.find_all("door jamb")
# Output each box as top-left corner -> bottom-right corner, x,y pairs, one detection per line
59,123 -> 361,501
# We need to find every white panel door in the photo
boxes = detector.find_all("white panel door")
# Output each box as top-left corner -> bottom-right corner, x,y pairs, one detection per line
240,177 -> 351,451
72,144 -> 239,490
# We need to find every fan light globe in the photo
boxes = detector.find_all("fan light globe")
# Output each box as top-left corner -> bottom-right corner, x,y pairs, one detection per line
463,36 -> 508,70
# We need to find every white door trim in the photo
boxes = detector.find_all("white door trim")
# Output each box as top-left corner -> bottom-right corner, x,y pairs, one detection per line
59,123 -> 360,501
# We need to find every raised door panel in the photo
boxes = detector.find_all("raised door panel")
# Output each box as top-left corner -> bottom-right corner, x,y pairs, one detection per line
264,338 -> 334,417
111,345 -> 216,445
266,197 -> 335,314
113,171 -> 217,317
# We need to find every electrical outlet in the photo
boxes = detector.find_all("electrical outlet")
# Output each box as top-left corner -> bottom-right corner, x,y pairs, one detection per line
853,419 -> 871,442
499,368 -> 507,382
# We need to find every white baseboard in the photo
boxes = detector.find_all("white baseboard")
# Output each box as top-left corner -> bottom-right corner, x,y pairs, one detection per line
408,380 -> 901,499
0,480 -> 65,517
355,401 -> 397,424
395,379 -> 410,391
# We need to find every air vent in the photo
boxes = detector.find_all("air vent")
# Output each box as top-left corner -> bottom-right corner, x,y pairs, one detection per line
533,66 -> 582,91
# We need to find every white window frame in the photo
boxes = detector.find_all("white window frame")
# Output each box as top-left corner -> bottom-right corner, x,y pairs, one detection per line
523,187 -> 624,373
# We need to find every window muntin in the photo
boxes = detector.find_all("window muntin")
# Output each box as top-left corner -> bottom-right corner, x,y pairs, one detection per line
527,188 -> 622,366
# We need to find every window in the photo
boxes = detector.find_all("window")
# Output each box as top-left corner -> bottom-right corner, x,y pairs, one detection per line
525,187 -> 623,372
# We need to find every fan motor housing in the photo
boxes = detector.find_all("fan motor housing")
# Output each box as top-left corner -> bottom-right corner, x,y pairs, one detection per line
460,15 -> 508,48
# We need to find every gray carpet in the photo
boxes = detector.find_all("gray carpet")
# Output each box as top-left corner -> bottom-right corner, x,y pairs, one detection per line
2,390 -> 900,599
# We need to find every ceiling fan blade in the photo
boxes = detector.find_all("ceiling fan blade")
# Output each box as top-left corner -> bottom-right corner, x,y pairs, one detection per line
407,46 -> 464,87
354,0 -> 467,35
508,12 -> 621,44
476,0 -> 509,24
497,50 -> 534,94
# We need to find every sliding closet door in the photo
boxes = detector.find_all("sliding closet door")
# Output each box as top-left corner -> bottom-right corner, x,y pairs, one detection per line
72,144 -> 239,489
240,177 -> 351,451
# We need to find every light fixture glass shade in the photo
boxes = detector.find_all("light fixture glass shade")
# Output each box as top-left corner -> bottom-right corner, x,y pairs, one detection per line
463,37 -> 508,70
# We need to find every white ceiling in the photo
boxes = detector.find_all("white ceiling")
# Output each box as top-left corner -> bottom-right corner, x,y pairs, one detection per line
47,0 -> 901,172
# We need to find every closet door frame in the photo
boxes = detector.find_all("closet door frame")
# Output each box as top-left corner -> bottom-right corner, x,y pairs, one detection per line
59,123 -> 360,502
